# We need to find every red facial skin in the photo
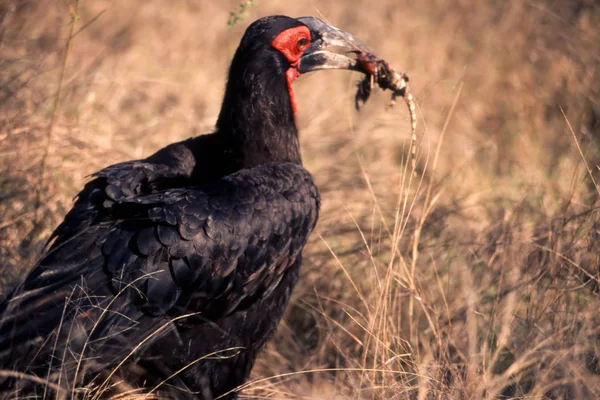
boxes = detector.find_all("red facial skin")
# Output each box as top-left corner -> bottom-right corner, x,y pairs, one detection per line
271,26 -> 311,119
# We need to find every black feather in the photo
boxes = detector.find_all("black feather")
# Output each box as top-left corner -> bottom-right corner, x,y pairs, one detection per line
135,227 -> 162,256
157,224 -> 180,246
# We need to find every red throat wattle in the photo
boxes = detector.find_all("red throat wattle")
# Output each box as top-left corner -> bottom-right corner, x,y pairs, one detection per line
271,26 -> 311,119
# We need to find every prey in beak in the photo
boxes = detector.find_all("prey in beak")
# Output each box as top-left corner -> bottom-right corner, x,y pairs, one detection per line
296,16 -> 418,175
295,16 -> 411,109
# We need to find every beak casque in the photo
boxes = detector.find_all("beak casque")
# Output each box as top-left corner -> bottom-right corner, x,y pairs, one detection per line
296,16 -> 375,74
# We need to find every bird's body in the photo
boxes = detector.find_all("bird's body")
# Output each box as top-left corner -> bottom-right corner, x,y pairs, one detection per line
1,161 -> 318,399
0,15 -> 375,399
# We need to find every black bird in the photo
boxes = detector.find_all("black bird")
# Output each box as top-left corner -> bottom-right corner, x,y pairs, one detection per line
0,15 -> 375,399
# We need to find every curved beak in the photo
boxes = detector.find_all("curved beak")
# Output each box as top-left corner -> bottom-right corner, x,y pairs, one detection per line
296,16 -> 375,74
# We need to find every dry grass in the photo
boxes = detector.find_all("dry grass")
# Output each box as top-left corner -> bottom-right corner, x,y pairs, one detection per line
1,0 -> 600,398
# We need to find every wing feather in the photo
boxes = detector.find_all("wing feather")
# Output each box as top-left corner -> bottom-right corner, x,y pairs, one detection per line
1,163 -> 319,359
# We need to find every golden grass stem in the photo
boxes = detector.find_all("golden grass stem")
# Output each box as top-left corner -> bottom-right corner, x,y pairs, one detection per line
561,107 -> 600,197
216,367 -> 427,399
0,370 -> 67,396
34,0 -> 80,224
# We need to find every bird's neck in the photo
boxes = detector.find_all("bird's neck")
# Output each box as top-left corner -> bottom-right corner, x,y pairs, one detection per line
216,65 -> 302,169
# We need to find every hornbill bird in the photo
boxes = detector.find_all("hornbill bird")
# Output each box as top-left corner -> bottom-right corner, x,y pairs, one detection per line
0,15 -> 375,399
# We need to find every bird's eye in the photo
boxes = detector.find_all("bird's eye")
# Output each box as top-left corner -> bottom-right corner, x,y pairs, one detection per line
297,37 -> 309,50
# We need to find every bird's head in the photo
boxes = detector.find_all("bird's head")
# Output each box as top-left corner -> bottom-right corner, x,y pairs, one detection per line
224,15 -> 375,118
218,15 -> 376,166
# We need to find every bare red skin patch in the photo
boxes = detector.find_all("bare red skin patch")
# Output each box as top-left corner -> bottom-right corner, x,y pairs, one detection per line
271,26 -> 311,118
285,68 -> 300,118
271,26 -> 311,64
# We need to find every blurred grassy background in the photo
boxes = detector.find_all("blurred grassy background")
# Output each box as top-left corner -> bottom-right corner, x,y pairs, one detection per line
1,0 -> 600,398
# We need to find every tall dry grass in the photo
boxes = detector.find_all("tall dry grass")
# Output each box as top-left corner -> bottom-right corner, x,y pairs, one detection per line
1,0 -> 600,398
